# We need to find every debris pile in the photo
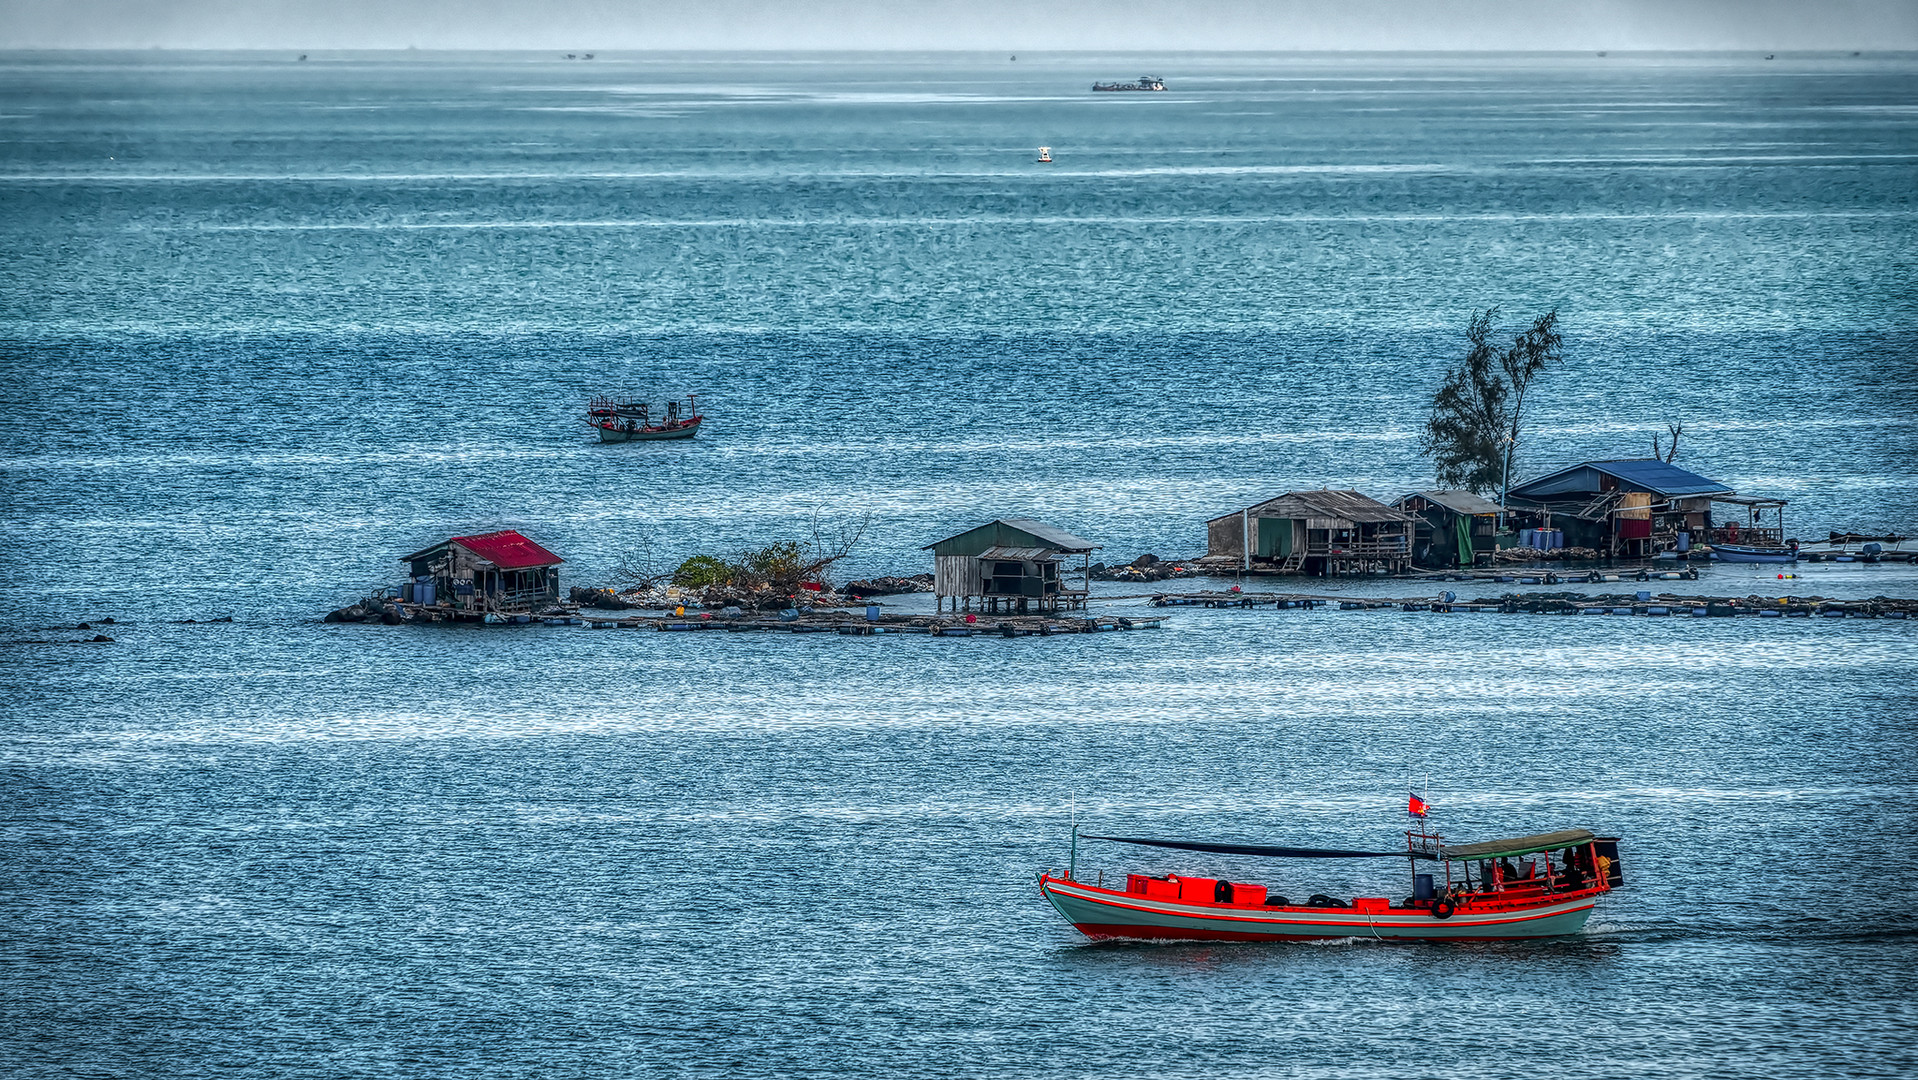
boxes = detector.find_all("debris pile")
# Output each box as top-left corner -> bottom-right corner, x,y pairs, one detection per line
1092,554 -> 1205,583
325,596 -> 404,624
575,582 -> 857,612
1493,546 -> 1602,562
842,574 -> 933,597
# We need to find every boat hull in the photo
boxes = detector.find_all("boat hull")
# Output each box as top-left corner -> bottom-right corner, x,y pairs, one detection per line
591,418 -> 702,442
1039,875 -> 1596,942
1711,544 -> 1797,563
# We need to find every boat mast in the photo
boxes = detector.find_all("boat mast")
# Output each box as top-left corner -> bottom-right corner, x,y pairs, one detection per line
1067,790 -> 1078,880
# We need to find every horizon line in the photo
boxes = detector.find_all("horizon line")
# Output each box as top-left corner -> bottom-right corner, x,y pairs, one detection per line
3,46 -> 1912,55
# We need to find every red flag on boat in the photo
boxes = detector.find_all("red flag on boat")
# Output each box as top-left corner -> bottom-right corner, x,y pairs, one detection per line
1408,794 -> 1429,818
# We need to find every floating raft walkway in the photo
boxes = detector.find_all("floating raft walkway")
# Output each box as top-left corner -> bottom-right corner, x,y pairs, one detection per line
1139,589 -> 1917,620
584,613 -> 1164,637
375,605 -> 1164,638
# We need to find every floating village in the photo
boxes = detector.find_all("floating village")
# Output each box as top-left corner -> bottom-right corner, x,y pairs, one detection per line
324,439 -> 1917,638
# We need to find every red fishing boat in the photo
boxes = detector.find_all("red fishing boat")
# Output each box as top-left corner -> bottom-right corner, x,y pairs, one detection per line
584,394 -> 703,442
1038,818 -> 1623,942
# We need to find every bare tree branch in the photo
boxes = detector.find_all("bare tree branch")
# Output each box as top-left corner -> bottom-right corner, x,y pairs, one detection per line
611,526 -> 669,588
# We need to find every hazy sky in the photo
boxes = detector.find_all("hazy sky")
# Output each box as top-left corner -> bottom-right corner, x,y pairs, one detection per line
3,0 -> 1915,50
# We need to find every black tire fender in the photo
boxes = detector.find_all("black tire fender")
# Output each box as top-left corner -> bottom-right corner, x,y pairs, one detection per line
1214,879 -> 1235,904
1431,897 -> 1457,920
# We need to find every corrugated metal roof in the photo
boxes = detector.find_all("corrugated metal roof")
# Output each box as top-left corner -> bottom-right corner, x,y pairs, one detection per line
996,518 -> 1099,551
978,545 -> 1062,561
1404,490 -> 1505,515
1207,490 -> 1415,526
922,518 -> 1101,553
1511,459 -> 1733,499
401,529 -> 564,569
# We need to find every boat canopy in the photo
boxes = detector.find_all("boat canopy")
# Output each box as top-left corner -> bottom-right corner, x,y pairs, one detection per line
1439,829 -> 1595,862
1082,834 -> 1406,859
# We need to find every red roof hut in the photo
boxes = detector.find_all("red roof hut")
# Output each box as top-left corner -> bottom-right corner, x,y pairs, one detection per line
400,530 -> 564,612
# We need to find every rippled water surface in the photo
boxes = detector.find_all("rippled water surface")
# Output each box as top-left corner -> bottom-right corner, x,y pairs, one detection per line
3,51 -> 1917,1078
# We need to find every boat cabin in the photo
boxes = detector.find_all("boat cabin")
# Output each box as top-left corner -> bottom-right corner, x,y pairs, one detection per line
921,518 -> 1100,614
1420,828 -> 1625,899
399,529 -> 564,613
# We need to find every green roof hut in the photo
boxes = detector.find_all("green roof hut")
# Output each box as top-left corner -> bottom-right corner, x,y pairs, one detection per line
921,518 -> 1101,615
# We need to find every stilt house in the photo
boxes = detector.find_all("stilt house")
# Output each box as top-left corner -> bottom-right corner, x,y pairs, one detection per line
1205,490 -> 1414,576
1504,459 -> 1781,558
400,530 -> 564,612
1394,490 -> 1507,569
922,518 -> 1100,614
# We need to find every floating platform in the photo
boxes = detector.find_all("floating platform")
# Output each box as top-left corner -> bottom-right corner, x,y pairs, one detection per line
1141,589 -> 1918,621
557,611 -> 1166,638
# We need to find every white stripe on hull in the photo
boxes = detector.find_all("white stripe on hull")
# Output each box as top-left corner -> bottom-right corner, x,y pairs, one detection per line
1042,880 -> 1595,941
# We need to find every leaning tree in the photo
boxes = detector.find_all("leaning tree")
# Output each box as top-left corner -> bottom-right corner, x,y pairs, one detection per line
1418,307 -> 1562,503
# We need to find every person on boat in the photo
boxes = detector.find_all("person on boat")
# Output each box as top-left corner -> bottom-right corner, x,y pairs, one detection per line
1561,849 -> 1586,889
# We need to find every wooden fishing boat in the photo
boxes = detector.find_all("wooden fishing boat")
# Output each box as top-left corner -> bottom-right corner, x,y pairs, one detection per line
1039,824 -> 1623,942
584,394 -> 703,442
1093,75 -> 1166,92
1710,542 -> 1798,564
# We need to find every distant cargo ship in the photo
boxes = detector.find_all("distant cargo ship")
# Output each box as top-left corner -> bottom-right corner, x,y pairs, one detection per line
1093,75 -> 1166,92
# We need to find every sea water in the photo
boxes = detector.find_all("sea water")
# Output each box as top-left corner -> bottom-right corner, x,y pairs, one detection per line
2,51 -> 1916,1077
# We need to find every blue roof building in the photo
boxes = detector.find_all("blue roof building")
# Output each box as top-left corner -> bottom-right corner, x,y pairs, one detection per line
1507,459 -> 1733,501
1507,458 -> 1784,557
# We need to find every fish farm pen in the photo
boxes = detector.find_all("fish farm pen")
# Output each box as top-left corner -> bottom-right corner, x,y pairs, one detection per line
334,604 -> 1166,638
585,613 -> 1165,637
1141,590 -> 1918,620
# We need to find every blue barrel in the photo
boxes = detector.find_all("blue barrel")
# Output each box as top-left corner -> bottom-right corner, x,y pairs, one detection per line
419,581 -> 435,606
1520,528 -> 1535,548
1414,873 -> 1435,900
865,604 -> 881,622
1675,531 -> 1691,552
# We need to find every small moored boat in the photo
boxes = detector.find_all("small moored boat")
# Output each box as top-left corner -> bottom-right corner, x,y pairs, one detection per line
585,394 -> 703,442
1039,819 -> 1623,942
1710,542 -> 1798,563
